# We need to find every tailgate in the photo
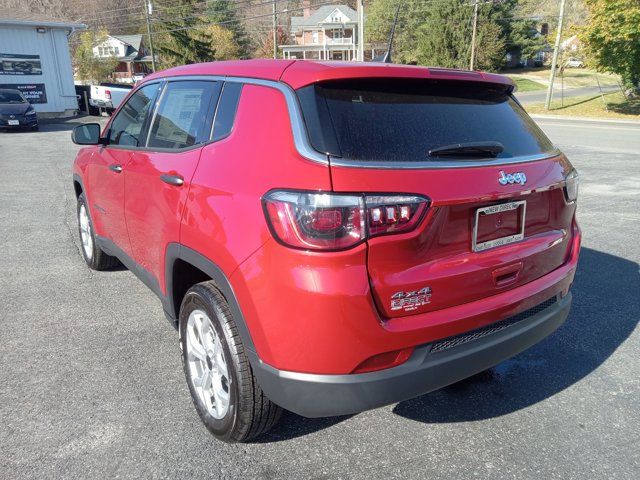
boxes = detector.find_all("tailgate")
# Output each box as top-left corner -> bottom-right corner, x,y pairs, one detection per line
332,157 -> 576,318
293,77 -> 578,319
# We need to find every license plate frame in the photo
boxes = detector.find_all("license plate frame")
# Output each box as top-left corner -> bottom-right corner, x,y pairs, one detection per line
8,119 -> 19,126
472,200 -> 526,253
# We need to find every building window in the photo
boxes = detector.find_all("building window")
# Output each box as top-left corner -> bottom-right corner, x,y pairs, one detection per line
98,45 -> 117,57
312,31 -> 319,44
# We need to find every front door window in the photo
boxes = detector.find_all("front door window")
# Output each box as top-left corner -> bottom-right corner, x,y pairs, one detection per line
107,83 -> 159,147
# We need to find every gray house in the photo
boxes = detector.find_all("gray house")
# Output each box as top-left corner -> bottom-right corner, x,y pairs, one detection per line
0,12 -> 84,117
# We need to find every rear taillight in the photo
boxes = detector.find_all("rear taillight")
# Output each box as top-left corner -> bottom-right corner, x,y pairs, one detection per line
263,191 -> 429,251
563,169 -> 579,203
105,89 -> 112,100
365,195 -> 428,237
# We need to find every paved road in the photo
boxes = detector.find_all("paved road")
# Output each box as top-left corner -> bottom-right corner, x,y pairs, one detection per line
1,118 -> 639,479
515,85 -> 620,104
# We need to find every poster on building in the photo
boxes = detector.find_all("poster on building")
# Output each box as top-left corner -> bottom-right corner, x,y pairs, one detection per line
0,84 -> 47,103
0,53 -> 43,75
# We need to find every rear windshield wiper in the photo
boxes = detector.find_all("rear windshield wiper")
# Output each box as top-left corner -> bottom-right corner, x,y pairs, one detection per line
428,141 -> 504,158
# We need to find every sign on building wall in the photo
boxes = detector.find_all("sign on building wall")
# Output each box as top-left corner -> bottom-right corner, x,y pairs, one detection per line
0,83 -> 47,103
0,53 -> 43,75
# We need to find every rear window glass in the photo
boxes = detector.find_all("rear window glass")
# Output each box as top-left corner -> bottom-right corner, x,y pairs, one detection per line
296,79 -> 554,162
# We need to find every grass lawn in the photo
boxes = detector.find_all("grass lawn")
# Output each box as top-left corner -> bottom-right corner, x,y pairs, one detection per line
526,91 -> 640,120
509,77 -> 546,92
505,68 -> 621,89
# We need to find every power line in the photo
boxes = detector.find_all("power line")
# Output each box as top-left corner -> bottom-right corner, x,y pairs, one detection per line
111,0 -> 343,37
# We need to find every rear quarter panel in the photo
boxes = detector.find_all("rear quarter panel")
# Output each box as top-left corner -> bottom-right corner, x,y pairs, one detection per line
180,83 -> 331,288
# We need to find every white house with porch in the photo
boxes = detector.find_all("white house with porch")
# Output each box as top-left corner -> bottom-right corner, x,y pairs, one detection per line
92,34 -> 153,83
281,4 -> 359,61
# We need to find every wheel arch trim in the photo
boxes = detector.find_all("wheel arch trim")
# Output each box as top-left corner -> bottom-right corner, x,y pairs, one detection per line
72,173 -> 84,197
165,243 -> 258,355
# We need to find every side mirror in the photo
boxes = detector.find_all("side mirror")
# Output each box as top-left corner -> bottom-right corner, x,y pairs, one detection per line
71,123 -> 103,145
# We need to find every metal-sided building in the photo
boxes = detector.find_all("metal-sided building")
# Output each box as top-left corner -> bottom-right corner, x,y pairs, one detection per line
0,13 -> 84,117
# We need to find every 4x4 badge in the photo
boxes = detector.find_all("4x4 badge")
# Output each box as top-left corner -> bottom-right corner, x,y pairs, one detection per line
391,287 -> 432,312
498,170 -> 527,186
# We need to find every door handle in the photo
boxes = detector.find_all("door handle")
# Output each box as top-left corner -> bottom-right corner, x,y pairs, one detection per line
160,174 -> 184,187
108,164 -> 122,173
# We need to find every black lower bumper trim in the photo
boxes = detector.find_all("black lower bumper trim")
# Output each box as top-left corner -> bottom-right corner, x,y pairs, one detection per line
251,293 -> 572,418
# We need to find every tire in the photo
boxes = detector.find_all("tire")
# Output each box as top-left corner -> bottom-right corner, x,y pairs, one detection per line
76,193 -> 120,270
179,281 -> 282,443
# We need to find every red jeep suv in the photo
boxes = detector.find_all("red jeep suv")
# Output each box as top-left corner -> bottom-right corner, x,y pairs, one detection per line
71,60 -> 580,442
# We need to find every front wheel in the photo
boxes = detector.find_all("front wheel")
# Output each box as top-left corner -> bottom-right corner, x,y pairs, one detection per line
179,282 -> 282,443
77,193 -> 120,270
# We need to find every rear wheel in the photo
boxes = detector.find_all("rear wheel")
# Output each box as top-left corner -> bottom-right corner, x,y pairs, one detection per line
179,282 -> 282,443
77,193 -> 120,270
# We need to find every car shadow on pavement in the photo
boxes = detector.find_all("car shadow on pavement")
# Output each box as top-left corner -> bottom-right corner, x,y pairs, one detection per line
392,247 -> 639,423
251,411 -> 353,443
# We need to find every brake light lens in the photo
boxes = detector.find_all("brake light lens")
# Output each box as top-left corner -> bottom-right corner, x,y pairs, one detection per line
105,89 -> 112,100
263,191 -> 429,251
563,169 -> 579,203
364,195 -> 428,236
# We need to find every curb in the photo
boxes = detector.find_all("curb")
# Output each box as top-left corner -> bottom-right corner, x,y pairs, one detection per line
530,114 -> 640,126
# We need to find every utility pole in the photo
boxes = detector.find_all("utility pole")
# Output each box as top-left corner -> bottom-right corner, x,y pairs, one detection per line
469,0 -> 479,70
357,0 -> 365,61
272,0 -> 277,59
545,0 -> 567,110
144,0 -> 156,72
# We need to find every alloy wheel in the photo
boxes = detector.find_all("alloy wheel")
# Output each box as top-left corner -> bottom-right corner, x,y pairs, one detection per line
186,309 -> 231,419
79,204 -> 93,260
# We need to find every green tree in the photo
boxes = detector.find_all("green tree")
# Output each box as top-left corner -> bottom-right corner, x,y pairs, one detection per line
366,0 -> 508,70
581,0 -> 640,92
505,18 -> 547,64
203,24 -> 241,60
73,29 -> 119,83
365,0 -> 427,64
206,0 -> 251,58
415,0 -> 508,70
154,0 -> 215,68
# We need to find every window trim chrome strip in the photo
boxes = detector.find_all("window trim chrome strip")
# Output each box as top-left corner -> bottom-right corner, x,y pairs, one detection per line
328,150 -> 562,169
142,74 -> 561,169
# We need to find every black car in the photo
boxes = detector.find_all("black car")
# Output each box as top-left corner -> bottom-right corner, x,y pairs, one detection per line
0,89 -> 38,131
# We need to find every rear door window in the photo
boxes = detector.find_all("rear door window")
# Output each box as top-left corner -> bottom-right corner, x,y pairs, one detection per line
148,80 -> 221,150
212,82 -> 242,141
297,79 -> 555,162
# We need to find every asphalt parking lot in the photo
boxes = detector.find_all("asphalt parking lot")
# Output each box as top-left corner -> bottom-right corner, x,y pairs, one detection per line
1,116 -> 639,479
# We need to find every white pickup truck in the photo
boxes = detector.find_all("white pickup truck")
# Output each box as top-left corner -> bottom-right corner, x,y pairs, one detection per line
89,83 -> 133,114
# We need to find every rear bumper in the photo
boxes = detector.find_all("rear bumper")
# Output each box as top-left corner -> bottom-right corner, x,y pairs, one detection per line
252,293 -> 571,418
89,99 -> 114,109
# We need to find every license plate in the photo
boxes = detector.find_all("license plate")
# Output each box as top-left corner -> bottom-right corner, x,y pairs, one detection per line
472,200 -> 526,252
8,120 -> 19,125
